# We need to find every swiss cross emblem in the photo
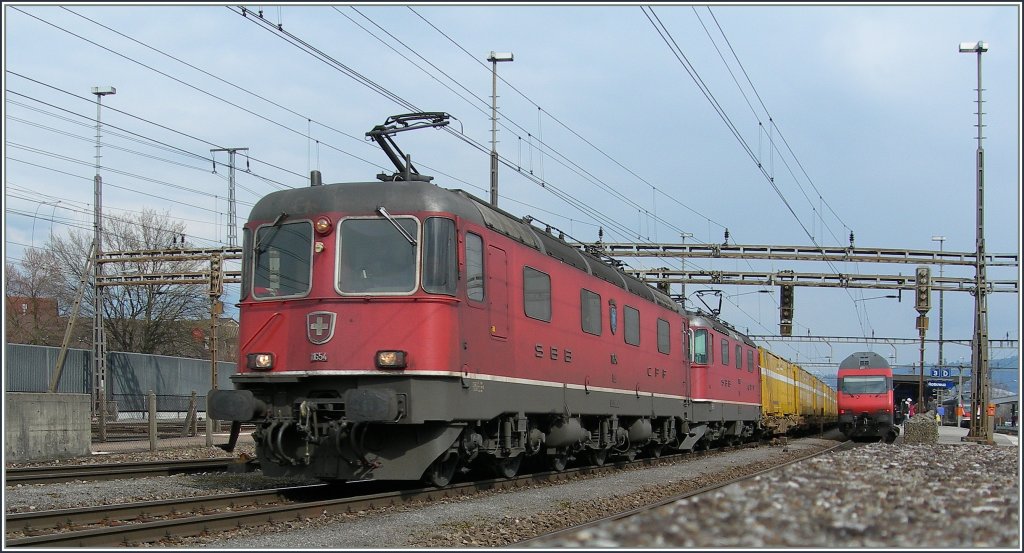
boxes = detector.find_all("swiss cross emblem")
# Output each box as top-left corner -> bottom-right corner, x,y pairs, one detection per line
306,311 -> 336,345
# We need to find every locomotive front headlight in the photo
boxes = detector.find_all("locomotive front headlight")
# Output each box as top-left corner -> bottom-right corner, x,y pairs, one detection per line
247,352 -> 275,370
375,350 -> 407,369
314,216 -> 333,235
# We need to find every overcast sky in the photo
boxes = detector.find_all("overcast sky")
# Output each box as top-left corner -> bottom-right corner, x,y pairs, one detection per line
3,2 -> 1020,382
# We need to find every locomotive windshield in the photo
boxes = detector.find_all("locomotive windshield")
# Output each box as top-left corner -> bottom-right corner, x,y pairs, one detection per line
839,375 -> 889,394
253,221 -> 313,298
339,217 -> 419,294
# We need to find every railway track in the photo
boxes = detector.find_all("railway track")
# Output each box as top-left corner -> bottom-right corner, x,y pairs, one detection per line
4,441 -> 772,547
5,438 -> 850,547
4,457 -> 257,485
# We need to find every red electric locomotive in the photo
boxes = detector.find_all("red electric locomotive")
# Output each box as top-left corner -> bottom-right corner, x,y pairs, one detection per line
836,351 -> 899,442
209,113 -> 764,486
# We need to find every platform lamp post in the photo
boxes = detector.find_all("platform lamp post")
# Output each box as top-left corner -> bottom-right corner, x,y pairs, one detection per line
92,86 -> 115,442
488,51 -> 513,207
958,41 -> 992,444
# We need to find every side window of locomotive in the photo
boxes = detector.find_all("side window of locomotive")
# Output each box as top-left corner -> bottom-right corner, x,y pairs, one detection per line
721,339 -> 730,366
338,217 -> 418,294
523,266 -> 551,321
623,305 -> 640,346
240,227 -> 252,301
657,318 -> 670,354
253,221 -> 313,299
581,288 -> 601,335
747,349 -> 754,372
465,232 -> 484,302
692,329 -> 708,364
735,345 -> 742,369
422,217 -> 457,295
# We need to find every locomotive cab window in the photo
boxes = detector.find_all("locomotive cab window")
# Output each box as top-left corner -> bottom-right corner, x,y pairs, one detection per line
338,217 -> 418,294
523,266 -> 551,321
735,345 -> 742,369
691,329 -> 710,364
839,375 -> 889,394
421,217 -> 456,295
721,339 -> 730,366
747,349 -> 755,372
465,232 -> 484,302
241,228 -> 252,301
253,220 -> 313,299
581,289 -> 601,335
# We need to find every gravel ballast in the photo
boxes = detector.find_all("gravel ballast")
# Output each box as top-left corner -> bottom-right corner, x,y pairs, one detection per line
4,436 -> 1018,548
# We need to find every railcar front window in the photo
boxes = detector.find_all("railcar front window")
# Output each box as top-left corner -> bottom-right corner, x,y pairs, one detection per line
339,218 -> 418,294
840,375 -> 889,394
253,221 -> 312,298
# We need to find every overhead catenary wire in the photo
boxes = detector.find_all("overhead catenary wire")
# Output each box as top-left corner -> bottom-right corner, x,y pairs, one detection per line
642,6 -> 872,340
406,5 -> 730,240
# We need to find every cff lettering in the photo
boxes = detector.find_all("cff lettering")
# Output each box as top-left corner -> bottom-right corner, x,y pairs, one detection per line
647,367 -> 667,378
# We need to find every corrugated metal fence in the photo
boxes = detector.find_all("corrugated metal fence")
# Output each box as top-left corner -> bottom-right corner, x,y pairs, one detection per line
5,344 -> 234,413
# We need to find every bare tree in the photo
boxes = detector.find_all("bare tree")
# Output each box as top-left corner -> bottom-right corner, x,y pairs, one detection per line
5,248 -> 64,346
41,209 -> 211,356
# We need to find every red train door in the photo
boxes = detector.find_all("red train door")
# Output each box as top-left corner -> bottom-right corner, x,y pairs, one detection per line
487,245 -> 509,339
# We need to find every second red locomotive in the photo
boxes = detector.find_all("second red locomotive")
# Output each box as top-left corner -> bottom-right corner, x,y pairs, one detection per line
836,351 -> 899,442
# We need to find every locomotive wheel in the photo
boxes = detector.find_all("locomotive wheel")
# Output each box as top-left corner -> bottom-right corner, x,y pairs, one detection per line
548,454 -> 569,472
424,452 -> 459,488
588,449 -> 608,466
492,455 -> 522,479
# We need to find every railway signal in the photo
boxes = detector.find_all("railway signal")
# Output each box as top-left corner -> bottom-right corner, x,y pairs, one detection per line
914,266 -> 931,314
779,284 -> 794,336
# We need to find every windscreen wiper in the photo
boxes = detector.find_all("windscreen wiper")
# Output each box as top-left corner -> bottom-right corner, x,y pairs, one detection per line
255,212 -> 288,254
376,206 -> 417,246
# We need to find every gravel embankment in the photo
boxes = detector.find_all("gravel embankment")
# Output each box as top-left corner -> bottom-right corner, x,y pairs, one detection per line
532,442 -> 1020,549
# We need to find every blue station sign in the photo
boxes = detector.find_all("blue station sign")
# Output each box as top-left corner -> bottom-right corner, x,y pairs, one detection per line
926,380 -> 955,389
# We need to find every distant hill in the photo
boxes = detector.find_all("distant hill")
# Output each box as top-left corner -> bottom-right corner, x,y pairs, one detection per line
990,355 -> 1019,396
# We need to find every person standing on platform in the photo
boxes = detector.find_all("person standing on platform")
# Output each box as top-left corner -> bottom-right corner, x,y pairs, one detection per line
936,405 -> 945,425
908,400 -> 917,419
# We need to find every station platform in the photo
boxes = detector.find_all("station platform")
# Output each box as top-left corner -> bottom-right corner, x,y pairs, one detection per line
932,423 -> 1017,447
